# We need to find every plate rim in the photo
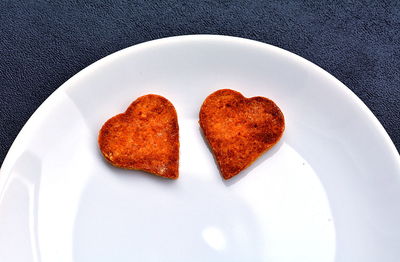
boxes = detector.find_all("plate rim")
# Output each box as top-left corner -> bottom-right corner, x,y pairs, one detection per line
1,34 -> 399,186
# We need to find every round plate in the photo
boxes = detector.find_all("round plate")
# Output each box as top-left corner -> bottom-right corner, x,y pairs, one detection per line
1,35 -> 399,262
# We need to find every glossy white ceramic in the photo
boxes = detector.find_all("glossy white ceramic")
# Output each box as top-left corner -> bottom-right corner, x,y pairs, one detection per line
1,35 -> 399,262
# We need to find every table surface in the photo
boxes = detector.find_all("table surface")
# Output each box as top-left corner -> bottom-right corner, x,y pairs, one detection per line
1,0 -> 399,165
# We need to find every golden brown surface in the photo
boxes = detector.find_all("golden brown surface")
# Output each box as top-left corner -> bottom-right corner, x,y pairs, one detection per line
199,89 -> 285,179
98,95 -> 179,179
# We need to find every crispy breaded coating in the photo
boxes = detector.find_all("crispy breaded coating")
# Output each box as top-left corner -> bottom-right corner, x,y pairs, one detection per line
98,95 -> 179,179
199,89 -> 284,179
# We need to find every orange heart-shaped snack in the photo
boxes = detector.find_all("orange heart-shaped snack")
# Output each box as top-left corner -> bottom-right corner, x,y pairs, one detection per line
199,89 -> 285,179
98,95 -> 179,179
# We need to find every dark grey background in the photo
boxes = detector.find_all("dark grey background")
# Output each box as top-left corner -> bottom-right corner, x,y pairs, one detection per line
1,0 -> 399,164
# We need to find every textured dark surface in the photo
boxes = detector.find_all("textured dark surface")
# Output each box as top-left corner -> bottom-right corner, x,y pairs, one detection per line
0,0 -> 399,164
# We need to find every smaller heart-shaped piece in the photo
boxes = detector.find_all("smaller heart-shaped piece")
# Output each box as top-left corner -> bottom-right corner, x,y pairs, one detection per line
98,95 -> 179,179
199,89 -> 285,179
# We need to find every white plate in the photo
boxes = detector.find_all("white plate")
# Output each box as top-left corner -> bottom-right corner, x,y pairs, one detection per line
1,35 -> 399,262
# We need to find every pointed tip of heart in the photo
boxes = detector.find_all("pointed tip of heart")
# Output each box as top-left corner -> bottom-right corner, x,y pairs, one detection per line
105,159 -> 179,180
153,165 -> 179,179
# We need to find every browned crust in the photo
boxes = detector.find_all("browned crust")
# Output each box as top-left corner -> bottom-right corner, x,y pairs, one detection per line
199,89 -> 285,179
98,94 -> 179,179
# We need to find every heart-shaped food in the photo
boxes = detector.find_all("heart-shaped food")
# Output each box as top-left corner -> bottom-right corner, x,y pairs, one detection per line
199,89 -> 285,179
98,95 -> 179,179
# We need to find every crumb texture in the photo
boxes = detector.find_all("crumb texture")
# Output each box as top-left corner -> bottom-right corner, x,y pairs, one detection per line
199,89 -> 285,179
98,94 -> 179,179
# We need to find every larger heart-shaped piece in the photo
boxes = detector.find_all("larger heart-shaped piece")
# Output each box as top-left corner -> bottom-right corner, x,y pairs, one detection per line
98,95 -> 179,179
199,89 -> 285,179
